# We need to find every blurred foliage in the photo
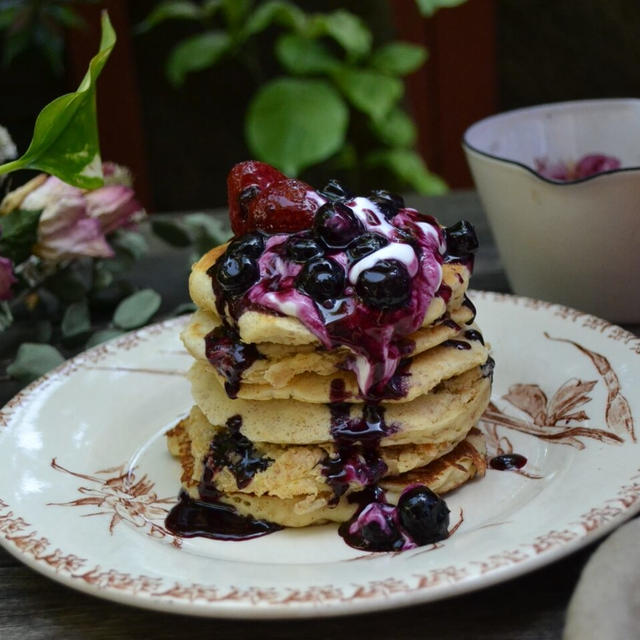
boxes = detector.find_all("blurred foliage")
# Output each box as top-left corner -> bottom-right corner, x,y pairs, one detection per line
138,0 -> 466,194
0,0 -> 97,74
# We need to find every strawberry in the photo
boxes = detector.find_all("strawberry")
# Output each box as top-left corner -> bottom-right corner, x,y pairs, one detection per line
227,161 -> 285,235
247,178 -> 325,234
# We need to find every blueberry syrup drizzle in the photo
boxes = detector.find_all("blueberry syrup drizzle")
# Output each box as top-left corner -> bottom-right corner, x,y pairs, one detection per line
462,295 -> 477,325
165,491 -> 282,541
203,415 -> 273,490
481,356 -> 495,379
204,327 -> 264,399
464,329 -> 484,344
165,416 -> 282,541
442,339 -> 472,350
489,453 -> 527,471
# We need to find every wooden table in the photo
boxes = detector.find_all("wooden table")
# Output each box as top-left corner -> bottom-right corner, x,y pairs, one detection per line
1,192 -> 637,639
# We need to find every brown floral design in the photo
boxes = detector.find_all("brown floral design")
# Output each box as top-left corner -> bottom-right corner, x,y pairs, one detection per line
48,459 -> 179,546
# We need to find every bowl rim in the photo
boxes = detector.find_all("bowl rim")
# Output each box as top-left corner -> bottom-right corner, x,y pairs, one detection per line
462,97 -> 640,186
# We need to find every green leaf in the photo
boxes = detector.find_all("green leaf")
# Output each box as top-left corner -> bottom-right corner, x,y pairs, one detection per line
182,213 -> 229,256
7,343 -> 65,384
244,1 -> 306,36
45,259 -> 93,303
136,1 -> 202,34
93,263 -> 114,290
166,31 -> 231,87
86,329 -> 124,348
0,208 -> 42,264
0,12 -> 116,189
113,288 -> 162,330
370,42 -> 428,76
151,218 -> 192,247
415,0 -> 467,17
221,0 -> 251,29
370,108 -> 417,147
307,10 -> 371,61
109,229 -> 148,260
367,148 -> 448,195
247,78 -> 348,176
275,34 -> 339,75
61,299 -> 91,340
332,68 -> 403,121
0,301 -> 13,331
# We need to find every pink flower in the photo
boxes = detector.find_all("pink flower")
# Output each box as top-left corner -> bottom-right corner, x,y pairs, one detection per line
0,257 -> 16,300
86,185 -> 145,234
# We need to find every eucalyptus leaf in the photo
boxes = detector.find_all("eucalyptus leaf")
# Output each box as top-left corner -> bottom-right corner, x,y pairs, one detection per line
93,264 -> 114,290
171,302 -> 197,316
0,208 -> 42,264
0,301 -> 13,331
332,68 -> 403,121
35,320 -> 52,343
136,1 -> 202,35
151,218 -> 192,247
247,78 -> 348,176
307,10 -> 371,61
370,42 -> 428,76
110,229 -> 148,260
45,259 -> 93,303
370,108 -> 417,147
7,343 -> 65,384
367,149 -> 448,195
415,0 -> 467,17
86,329 -> 124,348
0,12 -> 116,189
113,289 -> 162,330
275,34 -> 339,75
244,1 -> 306,36
221,0 -> 251,30
61,299 -> 91,340
167,31 -> 231,86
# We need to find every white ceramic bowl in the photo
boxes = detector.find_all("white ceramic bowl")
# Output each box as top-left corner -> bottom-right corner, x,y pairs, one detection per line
463,98 -> 640,322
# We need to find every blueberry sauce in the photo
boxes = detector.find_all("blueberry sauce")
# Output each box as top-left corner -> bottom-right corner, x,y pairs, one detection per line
464,329 -> 484,344
462,295 -> 477,325
490,453 -> 527,471
442,339 -> 472,350
481,356 -> 495,379
165,491 -> 282,541
204,326 -> 264,398
202,415 -> 273,489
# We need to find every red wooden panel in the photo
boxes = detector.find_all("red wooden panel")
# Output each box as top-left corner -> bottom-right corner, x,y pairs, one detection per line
392,0 -> 497,188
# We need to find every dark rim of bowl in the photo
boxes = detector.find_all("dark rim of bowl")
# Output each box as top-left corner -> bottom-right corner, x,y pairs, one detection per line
462,99 -> 640,186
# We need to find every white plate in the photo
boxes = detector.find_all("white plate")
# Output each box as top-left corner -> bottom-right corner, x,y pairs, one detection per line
1,291 -> 639,618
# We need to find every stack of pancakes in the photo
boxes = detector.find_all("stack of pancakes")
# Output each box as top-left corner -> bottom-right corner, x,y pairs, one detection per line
168,244 -> 491,527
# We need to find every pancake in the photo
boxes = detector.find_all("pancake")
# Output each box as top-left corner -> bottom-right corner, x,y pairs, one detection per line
168,405 -> 470,500
189,244 -> 471,347
181,304 -> 476,388
189,361 -> 491,446
168,422 -> 486,528
188,328 -> 490,404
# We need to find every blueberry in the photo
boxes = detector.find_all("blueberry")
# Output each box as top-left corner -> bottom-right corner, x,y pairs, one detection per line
227,232 -> 265,259
295,257 -> 344,302
313,202 -> 364,249
216,253 -> 259,296
397,485 -> 450,545
370,190 -> 404,220
320,179 -> 354,202
285,235 -> 324,263
339,503 -> 405,551
355,260 -> 411,310
358,520 -> 404,551
347,233 -> 389,262
445,220 -> 478,257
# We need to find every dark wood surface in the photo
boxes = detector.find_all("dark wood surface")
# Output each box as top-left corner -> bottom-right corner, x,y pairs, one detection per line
1,192 -> 637,640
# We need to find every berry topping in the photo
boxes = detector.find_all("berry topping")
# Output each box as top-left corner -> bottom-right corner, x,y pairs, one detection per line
320,179 -> 354,202
445,220 -> 478,257
340,503 -> 405,552
397,485 -> 450,545
227,161 -> 285,235
347,232 -> 389,262
216,252 -> 260,297
313,202 -> 364,249
370,190 -> 405,220
248,178 -> 323,234
295,257 -> 344,302
355,259 -> 411,310
227,232 -> 265,259
285,235 -> 324,263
